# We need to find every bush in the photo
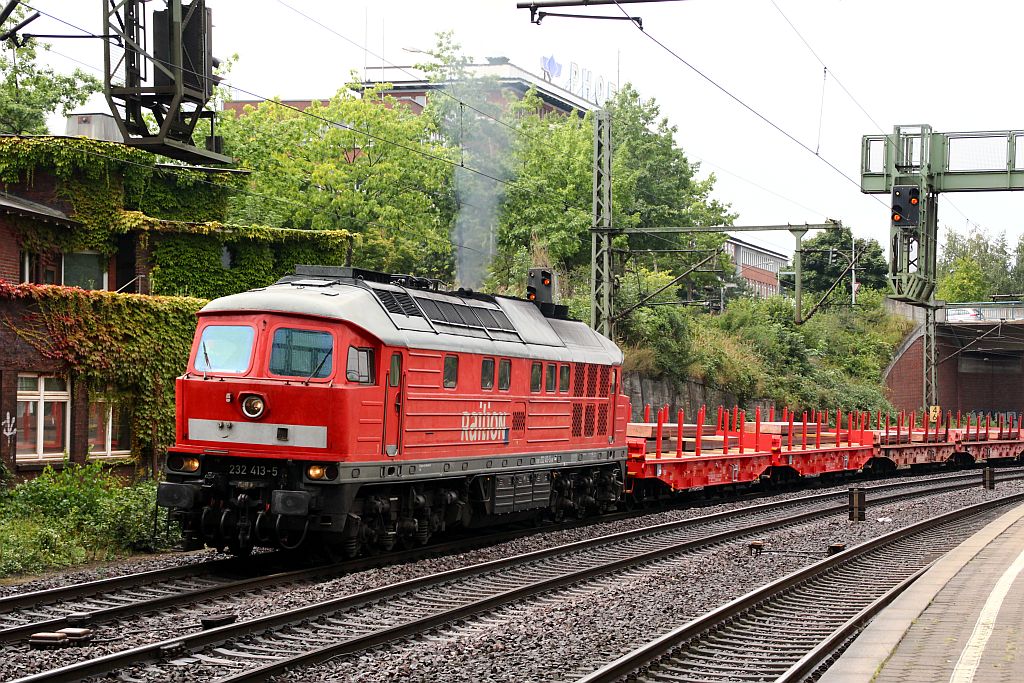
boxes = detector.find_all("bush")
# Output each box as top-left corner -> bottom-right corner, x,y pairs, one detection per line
0,463 -> 175,577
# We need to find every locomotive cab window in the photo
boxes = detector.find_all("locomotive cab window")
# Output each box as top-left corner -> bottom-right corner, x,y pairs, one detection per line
269,328 -> 333,379
195,324 -> 255,374
559,364 -> 570,392
498,358 -> 511,390
530,362 -> 542,392
481,358 -> 495,390
346,347 -> 375,384
545,363 -> 556,392
443,355 -> 458,388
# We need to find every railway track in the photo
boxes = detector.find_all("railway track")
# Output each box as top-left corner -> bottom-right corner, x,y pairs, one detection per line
3,468 -> 1005,652
0,510 -> 641,647
9,471 -> 1008,683
577,492 -> 1024,683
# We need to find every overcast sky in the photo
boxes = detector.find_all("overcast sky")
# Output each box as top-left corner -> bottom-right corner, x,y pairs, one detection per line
26,0 -> 1024,256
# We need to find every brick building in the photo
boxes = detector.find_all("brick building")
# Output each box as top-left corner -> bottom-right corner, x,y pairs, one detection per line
723,237 -> 787,298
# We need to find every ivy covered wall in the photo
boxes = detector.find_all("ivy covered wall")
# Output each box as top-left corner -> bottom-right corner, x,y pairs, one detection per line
0,283 -> 203,458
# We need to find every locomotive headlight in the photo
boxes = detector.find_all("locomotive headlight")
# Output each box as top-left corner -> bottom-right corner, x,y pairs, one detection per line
241,394 -> 266,419
307,464 -> 327,480
180,456 -> 201,473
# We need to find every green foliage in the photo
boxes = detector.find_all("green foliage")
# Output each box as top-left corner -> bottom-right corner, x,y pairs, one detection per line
0,463 -> 175,577
0,9 -> 101,135
794,225 -> 888,294
617,278 -> 908,413
936,227 -> 1021,300
0,282 -> 203,452
218,81 -> 454,279
936,255 -> 988,302
0,136 -> 242,254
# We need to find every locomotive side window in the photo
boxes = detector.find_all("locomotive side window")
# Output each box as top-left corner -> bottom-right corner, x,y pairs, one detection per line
195,325 -> 255,374
545,363 -> 556,392
611,368 -> 617,395
481,358 -> 495,390
269,328 -> 333,379
346,347 -> 375,384
559,365 -> 570,392
530,362 -> 542,392
388,353 -> 401,387
443,355 -> 458,388
498,359 -> 511,390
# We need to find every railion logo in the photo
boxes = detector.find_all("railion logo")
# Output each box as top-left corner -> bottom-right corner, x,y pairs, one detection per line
461,402 -> 509,443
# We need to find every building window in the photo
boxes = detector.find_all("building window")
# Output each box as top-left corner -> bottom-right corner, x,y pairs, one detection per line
88,400 -> 131,459
16,374 -> 70,462
64,251 -> 107,290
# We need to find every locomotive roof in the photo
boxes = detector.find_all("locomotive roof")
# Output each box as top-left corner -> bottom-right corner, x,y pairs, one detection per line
200,277 -> 622,365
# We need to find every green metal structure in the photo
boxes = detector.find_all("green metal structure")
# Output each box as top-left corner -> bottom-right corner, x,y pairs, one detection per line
861,125 -> 1024,304
862,124 -> 1024,409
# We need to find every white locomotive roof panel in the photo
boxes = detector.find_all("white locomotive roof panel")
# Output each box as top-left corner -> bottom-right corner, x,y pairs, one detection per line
200,279 -> 622,365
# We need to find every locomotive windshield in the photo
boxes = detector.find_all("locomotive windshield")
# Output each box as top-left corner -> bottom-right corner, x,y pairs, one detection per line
269,328 -> 334,379
195,325 -> 255,374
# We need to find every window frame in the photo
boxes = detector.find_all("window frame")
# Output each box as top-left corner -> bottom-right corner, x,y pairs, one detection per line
545,363 -> 557,393
346,346 -> 376,385
15,374 -> 71,462
443,355 -> 459,389
530,362 -> 543,393
191,323 -> 257,376
498,358 -> 511,391
481,357 -> 496,390
267,325 -> 335,381
62,250 -> 108,291
88,399 -> 132,460
388,352 -> 402,388
559,364 -> 570,393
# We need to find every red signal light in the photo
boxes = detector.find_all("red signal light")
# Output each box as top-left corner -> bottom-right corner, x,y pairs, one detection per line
528,292 -> 536,301
542,278 -> 551,286
892,213 -> 902,222
909,197 -> 919,205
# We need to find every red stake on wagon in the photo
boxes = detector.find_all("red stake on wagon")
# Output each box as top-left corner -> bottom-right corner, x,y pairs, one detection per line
676,409 -> 684,458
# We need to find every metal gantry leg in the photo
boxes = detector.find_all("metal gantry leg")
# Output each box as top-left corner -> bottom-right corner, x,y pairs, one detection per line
924,304 -> 937,411
591,109 -> 614,338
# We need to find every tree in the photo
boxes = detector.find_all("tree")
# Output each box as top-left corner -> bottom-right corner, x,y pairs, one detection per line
937,226 -> 1013,297
936,256 -> 988,302
605,84 -> 734,296
798,226 -> 887,294
217,81 -> 455,278
0,11 -> 100,134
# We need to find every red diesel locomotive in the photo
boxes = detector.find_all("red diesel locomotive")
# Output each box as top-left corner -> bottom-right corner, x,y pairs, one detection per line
158,267 -> 629,555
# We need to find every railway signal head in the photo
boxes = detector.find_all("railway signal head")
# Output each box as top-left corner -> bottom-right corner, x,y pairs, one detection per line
527,268 -> 555,304
892,185 -> 921,226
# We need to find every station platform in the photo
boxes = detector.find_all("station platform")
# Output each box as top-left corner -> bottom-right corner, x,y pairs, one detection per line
821,501 -> 1024,683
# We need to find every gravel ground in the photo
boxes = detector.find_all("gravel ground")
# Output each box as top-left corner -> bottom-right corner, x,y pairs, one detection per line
0,548 -> 221,598
272,482 -> 1024,683
0,469 -> 1017,682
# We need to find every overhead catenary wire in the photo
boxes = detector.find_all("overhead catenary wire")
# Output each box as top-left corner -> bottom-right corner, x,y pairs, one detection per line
766,0 -> 977,246
608,0 -> 887,212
